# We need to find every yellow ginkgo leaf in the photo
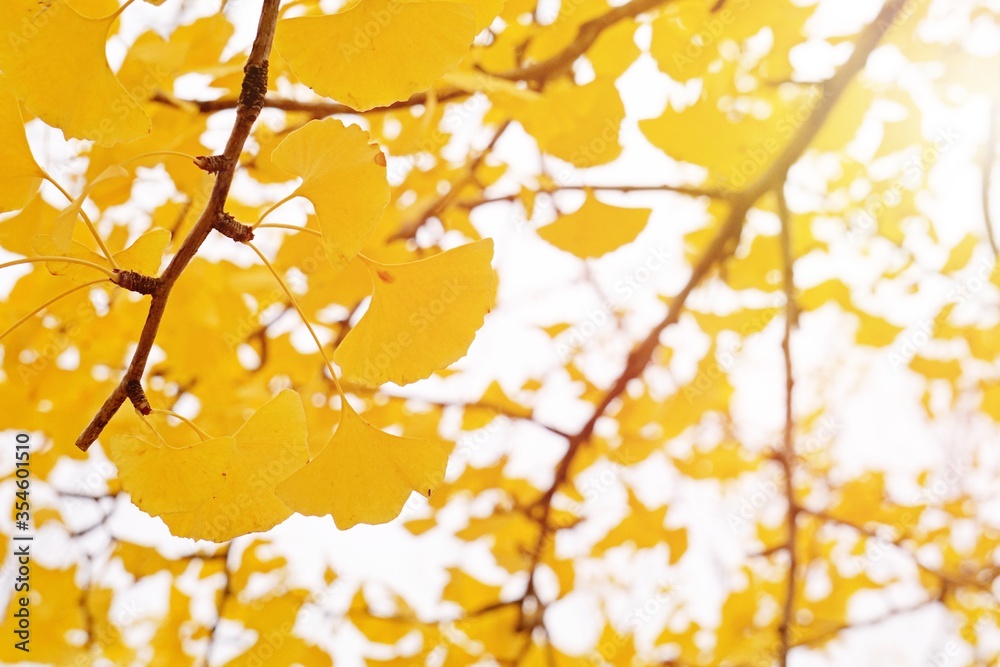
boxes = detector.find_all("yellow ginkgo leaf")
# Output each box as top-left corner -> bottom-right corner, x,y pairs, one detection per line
109,435 -> 235,516
0,0 -> 150,146
0,83 -> 42,213
275,399 -> 448,530
335,239 -> 494,387
537,196 -> 651,259
271,119 -> 390,272
31,227 -> 170,284
493,78 -> 625,167
160,390 -> 309,542
31,235 -> 108,283
114,228 -> 171,276
276,0 -> 480,111
458,0 -> 504,32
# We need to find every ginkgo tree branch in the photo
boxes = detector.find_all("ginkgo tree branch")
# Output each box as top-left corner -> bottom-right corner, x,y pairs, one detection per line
544,0 -> 909,509
157,0 -> 675,116
982,94 -> 999,259
159,0 -> 680,120
202,542 -> 235,667
390,120 -> 512,242
457,182 -> 727,209
153,88 -> 471,118
491,0 -> 678,82
519,0 -> 909,607
804,507 -> 1000,595
793,596 -> 941,649
75,0 -> 282,451
776,186 -> 798,667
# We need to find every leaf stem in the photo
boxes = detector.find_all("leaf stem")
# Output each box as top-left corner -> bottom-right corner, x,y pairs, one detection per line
41,172 -> 119,269
120,151 -> 199,168
0,279 -> 106,342
246,241 -> 344,395
252,193 -> 298,229
148,409 -> 211,442
137,413 -> 169,447
254,223 -> 321,237
107,0 -> 139,21
0,256 -> 115,279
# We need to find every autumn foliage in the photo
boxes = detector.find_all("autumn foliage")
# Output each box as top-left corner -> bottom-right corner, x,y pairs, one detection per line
1,0 -> 999,664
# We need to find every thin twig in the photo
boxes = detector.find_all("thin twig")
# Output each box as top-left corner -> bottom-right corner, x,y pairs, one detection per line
982,95 -> 999,258
0,279 -> 106,342
457,182 -> 726,210
201,543 -> 235,667
41,173 -> 119,269
491,0 -> 675,82
153,88 -> 470,117
776,187 -> 798,667
389,120 -> 512,242
805,508 -> 1000,597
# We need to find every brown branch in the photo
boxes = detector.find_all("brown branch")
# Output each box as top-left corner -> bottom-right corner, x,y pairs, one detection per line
112,270 -> 161,296
370,392 -> 573,440
124,379 -> 151,416
213,212 -> 255,243
457,183 -> 725,210
202,543 -> 235,667
194,154 -> 231,174
776,187 -> 798,667
491,0 -> 675,82
159,0 -> 674,112
983,95 -> 999,259
519,0 -> 909,601
75,0 -> 282,451
805,508 -> 999,596
793,596 -> 940,648
389,120 -> 512,242
154,88 -> 470,118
